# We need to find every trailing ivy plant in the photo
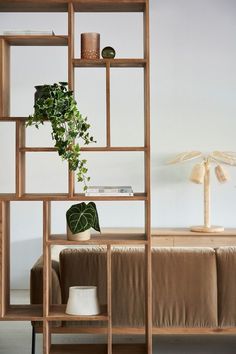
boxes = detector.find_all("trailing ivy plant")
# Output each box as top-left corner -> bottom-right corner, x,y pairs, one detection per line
26,82 -> 95,190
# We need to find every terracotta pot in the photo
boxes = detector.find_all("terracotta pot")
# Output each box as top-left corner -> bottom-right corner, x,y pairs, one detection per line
81,32 -> 100,59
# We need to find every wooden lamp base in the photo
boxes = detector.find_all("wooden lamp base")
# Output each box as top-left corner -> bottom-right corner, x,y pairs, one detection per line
190,225 -> 224,233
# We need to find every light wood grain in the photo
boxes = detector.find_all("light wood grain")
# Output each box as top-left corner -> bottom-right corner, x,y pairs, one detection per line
0,202 -> 10,318
0,35 -> 68,46
152,227 -> 236,236
73,58 -> 146,68
3,304 -> 43,321
0,203 -> 2,317
107,245 -> 112,354
43,201 -> 51,318
48,304 -> 108,321
20,146 -> 146,152
106,61 -> 111,147
0,117 -> 27,121
36,325 -> 236,335
73,0 -> 146,12
49,233 -> 147,245
43,320 -> 51,354
43,201 -> 51,354
0,0 -> 146,13
143,1 -> 152,353
50,343 -> 146,354
0,192 -> 147,201
15,121 -> 25,197
0,39 -> 10,117
68,2 -> 75,198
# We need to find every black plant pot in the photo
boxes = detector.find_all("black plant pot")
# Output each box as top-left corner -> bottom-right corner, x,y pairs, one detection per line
34,85 -> 49,104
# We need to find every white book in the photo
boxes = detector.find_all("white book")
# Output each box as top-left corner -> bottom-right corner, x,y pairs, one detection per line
1,30 -> 55,35
85,186 -> 134,196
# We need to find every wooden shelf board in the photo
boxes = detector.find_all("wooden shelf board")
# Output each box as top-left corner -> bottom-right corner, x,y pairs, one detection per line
0,35 -> 68,46
50,344 -> 146,354
73,1 -> 146,12
49,233 -> 147,245
3,305 -> 43,321
0,116 -> 43,121
73,58 -> 146,68
0,117 -> 27,122
20,146 -> 146,152
0,0 -> 146,12
0,1 -> 68,12
0,193 -> 147,201
48,304 -> 108,321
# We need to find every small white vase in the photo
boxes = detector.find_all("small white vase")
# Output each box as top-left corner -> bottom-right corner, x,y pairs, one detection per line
67,225 -> 91,241
66,286 -> 100,316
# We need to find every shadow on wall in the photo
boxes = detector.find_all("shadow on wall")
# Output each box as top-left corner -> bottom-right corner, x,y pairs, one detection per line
152,153 -> 196,186
11,238 -> 42,290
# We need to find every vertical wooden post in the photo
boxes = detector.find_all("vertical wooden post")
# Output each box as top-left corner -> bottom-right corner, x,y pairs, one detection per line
0,39 -> 10,117
144,1 -> 152,353
43,320 -> 51,354
106,61 -> 111,147
0,201 -> 10,318
16,121 -> 26,197
107,245 -> 112,354
43,201 -> 51,354
68,2 -> 75,197
0,202 -> 2,318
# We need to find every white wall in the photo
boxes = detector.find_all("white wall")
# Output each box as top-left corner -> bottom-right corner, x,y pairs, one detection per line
0,0 -> 236,289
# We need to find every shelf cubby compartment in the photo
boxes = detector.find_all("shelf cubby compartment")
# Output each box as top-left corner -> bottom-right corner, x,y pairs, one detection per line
4,304 -> 43,321
50,343 -> 146,354
48,304 -> 108,321
0,35 -> 68,46
48,233 -> 147,245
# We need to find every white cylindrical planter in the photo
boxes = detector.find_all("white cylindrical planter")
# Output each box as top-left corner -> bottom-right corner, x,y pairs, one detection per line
67,225 -> 91,241
66,286 -> 100,316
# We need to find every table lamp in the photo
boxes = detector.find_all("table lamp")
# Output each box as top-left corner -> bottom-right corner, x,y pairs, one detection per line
167,151 -> 236,233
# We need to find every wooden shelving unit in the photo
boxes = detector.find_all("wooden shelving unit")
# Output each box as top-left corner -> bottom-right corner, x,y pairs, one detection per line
0,1 -> 151,353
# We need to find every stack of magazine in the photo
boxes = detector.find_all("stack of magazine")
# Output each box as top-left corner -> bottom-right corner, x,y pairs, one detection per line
85,186 -> 134,197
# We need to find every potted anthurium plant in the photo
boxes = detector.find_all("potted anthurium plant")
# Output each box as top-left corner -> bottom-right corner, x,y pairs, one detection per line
66,202 -> 100,241
26,82 -> 95,190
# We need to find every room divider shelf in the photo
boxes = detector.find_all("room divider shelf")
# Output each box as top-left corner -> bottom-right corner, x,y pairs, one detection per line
0,35 -> 68,46
48,233 -> 147,245
0,0 -> 151,353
